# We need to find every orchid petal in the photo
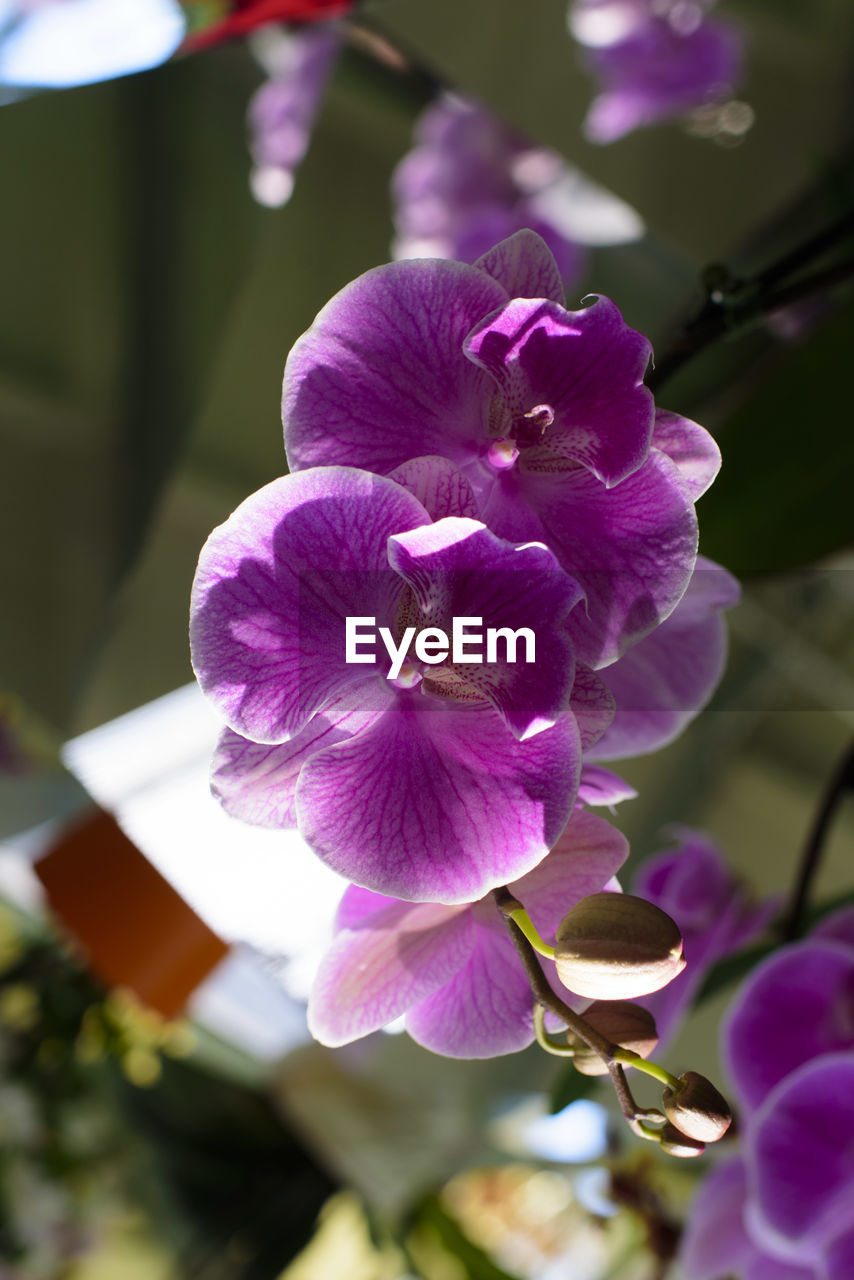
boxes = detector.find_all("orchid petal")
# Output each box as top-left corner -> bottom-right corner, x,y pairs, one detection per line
296,698 -> 581,903
464,295 -> 653,487
577,765 -> 637,808
405,914 -> 536,1057
210,683 -> 392,827
748,1055 -> 854,1259
333,882 -> 402,931
652,408 -> 721,500
190,467 -> 428,743
307,898 -> 475,1046
569,663 -> 615,751
388,519 -> 580,739
588,556 -> 740,759
283,259 -> 507,473
679,1157 -> 757,1280
474,229 -> 566,304
388,456 -> 479,520
491,446 -> 697,667
725,940 -> 854,1111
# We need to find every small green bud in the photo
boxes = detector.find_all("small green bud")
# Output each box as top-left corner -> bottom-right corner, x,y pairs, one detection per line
568,1001 -> 659,1076
662,1071 -> 732,1144
659,1122 -> 706,1158
554,893 -> 686,1000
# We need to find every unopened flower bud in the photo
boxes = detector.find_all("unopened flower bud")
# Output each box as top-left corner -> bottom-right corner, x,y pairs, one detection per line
554,893 -> 686,1000
662,1071 -> 732,1143
659,1122 -> 706,1158
568,1001 -> 659,1076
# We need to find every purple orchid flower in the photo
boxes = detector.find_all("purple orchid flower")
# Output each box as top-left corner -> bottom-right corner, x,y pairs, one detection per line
683,1059 -> 854,1278
392,93 -> 589,288
190,464 -> 618,904
569,0 -> 742,144
680,1154 -> 820,1280
740,1054 -> 854,1278
246,24 -> 340,208
724,906 -> 854,1111
630,828 -> 776,1045
682,909 -> 854,1279
308,807 -> 627,1057
283,230 -> 719,671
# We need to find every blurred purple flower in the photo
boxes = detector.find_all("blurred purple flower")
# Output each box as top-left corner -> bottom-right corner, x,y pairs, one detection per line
682,1057 -> 854,1280
283,230 -> 720,670
308,808 -> 627,1057
631,828 -> 776,1044
682,907 -> 854,1279
392,93 -> 643,287
246,23 -> 340,208
569,0 -> 742,143
191,465 -> 614,904
586,553 -> 740,761
725,905 -> 854,1111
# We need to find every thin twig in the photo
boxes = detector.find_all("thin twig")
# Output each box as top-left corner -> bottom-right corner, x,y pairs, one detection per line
783,738 -> 854,940
649,214 -> 854,392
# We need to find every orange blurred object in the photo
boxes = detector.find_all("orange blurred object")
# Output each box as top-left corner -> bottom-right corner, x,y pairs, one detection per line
35,809 -> 228,1018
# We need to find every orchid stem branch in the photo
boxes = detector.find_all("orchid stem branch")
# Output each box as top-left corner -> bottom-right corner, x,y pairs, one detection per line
783,737 -> 854,940
493,888 -> 642,1128
649,211 -> 854,391
532,1004 -> 575,1056
508,907 -> 555,959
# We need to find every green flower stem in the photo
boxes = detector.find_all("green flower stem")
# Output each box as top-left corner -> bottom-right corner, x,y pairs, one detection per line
493,888 -> 643,1128
532,1004 -> 576,1057
507,908 -> 555,960
613,1049 -> 681,1092
493,888 -> 698,1153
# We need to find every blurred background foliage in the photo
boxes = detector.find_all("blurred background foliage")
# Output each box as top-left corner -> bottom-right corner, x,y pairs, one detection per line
1,0 -> 854,1275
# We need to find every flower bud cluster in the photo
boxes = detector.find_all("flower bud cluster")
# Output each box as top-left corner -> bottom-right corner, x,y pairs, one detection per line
546,892 -> 731,1155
